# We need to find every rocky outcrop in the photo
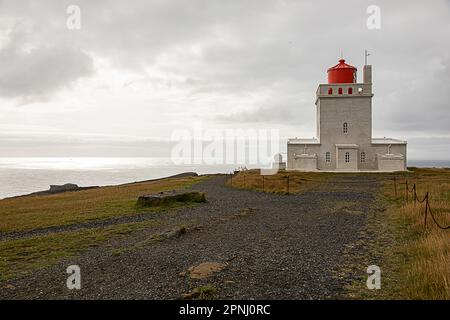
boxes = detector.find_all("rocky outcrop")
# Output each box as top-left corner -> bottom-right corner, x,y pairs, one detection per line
49,183 -> 80,193
20,184 -> 99,197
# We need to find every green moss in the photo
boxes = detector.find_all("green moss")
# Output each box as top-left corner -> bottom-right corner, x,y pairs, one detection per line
0,219 -> 160,280
194,284 -> 216,299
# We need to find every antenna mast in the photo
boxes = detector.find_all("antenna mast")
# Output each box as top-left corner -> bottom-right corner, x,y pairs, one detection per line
365,49 -> 370,65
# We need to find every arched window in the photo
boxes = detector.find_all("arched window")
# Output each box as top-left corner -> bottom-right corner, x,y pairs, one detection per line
325,152 -> 331,163
338,88 -> 343,95
343,122 -> 348,134
345,152 -> 350,163
348,88 -> 353,94
360,151 -> 366,163
328,88 -> 333,95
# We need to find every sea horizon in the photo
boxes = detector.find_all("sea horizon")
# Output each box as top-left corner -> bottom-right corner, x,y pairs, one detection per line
0,157 -> 449,199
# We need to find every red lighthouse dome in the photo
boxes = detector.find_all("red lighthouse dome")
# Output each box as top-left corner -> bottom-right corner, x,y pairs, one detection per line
327,58 -> 357,84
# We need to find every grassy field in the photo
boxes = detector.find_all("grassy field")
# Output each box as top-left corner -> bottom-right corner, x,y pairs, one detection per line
379,168 -> 450,299
0,175 -> 208,233
0,175 -> 208,280
1,169 -> 449,298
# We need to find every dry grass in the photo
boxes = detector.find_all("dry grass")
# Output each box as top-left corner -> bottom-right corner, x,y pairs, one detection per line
226,169 -> 333,194
0,175 -> 208,233
383,168 -> 450,299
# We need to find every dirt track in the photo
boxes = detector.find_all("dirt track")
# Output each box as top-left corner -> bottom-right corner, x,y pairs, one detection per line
0,174 -> 388,299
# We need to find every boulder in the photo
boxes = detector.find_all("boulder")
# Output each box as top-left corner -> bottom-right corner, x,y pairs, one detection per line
137,191 -> 206,207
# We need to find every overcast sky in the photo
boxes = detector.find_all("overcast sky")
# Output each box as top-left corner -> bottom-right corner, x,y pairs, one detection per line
0,0 -> 449,159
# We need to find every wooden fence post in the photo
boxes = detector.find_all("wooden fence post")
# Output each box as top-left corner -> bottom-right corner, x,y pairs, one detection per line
424,192 -> 429,228
405,180 -> 408,202
394,177 -> 397,197
286,175 -> 290,194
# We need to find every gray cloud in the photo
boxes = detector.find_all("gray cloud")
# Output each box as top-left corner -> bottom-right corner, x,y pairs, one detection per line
0,132 -> 175,157
215,95 -> 309,126
385,55 -> 450,134
0,22 -> 93,102
0,0 -> 449,158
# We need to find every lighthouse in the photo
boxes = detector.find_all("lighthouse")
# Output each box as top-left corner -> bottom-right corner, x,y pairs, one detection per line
287,56 -> 407,172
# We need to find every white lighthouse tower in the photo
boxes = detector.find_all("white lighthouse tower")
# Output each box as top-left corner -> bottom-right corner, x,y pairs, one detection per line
287,55 -> 407,172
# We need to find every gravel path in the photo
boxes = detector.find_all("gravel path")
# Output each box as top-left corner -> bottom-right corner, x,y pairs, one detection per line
0,174 -> 387,299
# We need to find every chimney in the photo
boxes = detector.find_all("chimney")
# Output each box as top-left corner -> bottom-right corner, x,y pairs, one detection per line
363,65 -> 372,83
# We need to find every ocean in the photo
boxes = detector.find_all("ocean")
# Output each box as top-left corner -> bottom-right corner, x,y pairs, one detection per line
0,157 -> 449,199
0,157 -> 240,199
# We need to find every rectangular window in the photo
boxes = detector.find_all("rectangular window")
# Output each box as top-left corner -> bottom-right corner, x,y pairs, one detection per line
325,152 -> 331,163
360,151 -> 366,163
345,152 -> 350,163
343,122 -> 348,134
338,88 -> 343,94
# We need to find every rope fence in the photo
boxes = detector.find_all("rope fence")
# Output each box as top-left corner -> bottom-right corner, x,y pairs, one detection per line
394,177 -> 450,230
225,171 -> 386,193
225,170 -> 385,195
226,171 -> 293,194
225,172 -> 450,231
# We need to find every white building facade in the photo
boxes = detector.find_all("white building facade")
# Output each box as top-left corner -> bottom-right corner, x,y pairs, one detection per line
287,58 -> 407,172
